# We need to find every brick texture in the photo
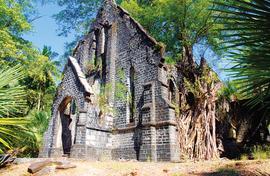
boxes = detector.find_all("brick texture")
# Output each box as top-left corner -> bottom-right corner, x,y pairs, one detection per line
40,0 -> 180,161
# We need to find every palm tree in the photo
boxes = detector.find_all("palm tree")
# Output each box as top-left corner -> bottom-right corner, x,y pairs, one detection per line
214,0 -> 270,140
0,65 -> 30,153
214,0 -> 270,111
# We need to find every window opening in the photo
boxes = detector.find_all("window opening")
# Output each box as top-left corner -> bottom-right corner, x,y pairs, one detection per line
168,79 -> 176,103
129,66 -> 135,123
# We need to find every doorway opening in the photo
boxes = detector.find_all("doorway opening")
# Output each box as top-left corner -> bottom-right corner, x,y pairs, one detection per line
57,97 -> 78,156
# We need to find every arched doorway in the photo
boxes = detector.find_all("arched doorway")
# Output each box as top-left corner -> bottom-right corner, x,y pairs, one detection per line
56,97 -> 78,156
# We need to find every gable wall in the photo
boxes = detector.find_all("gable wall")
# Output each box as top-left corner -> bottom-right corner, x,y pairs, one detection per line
41,0 -> 180,161
40,62 -> 88,157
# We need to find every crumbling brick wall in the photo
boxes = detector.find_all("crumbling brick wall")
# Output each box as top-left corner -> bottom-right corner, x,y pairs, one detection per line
41,0 -> 180,161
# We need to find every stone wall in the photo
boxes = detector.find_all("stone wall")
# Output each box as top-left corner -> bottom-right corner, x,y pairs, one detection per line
40,62 -> 87,157
112,131 -> 137,160
41,0 -> 180,161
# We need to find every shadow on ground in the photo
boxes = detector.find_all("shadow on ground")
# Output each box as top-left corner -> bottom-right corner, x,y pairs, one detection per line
200,168 -> 240,176
200,167 -> 269,176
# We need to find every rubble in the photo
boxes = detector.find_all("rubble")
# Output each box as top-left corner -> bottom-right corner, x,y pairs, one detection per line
27,159 -> 76,174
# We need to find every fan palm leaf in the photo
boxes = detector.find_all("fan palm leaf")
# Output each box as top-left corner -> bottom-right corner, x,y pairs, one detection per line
213,0 -> 270,113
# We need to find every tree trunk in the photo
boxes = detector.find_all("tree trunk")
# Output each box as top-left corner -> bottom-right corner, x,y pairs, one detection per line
176,52 -> 221,160
37,88 -> 41,111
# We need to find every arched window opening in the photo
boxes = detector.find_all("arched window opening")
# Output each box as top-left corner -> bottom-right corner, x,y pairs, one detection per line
129,66 -> 135,123
101,27 -> 109,87
168,79 -> 176,103
94,29 -> 100,67
71,99 -> 77,115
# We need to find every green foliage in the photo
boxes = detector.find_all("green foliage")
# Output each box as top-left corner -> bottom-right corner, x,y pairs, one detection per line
41,45 -> 59,61
218,81 -> 237,101
85,56 -> 102,74
240,153 -> 248,160
98,83 -> 115,115
0,0 -> 31,60
0,65 -> 27,117
0,1 -> 59,156
0,65 -> 52,156
214,0 -> 270,112
0,65 -> 31,153
27,111 -> 50,145
19,47 -> 59,157
240,145 -> 270,160
22,110 -> 50,156
164,56 -> 177,65
218,81 -> 244,101
52,0 -> 102,37
21,46 -> 59,112
121,0 -> 225,57
97,68 -> 130,116
250,145 -> 270,160
115,68 -> 128,101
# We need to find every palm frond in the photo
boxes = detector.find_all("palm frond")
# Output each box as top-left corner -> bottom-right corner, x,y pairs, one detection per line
0,65 -> 27,118
0,65 -> 31,152
213,0 -> 270,113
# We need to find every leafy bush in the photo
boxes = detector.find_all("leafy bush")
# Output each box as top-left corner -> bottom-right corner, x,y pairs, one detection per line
241,145 -> 270,160
251,145 -> 270,160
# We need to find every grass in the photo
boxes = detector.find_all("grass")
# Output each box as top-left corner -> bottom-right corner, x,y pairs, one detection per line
240,145 -> 270,160
252,145 -> 270,160
240,154 -> 248,160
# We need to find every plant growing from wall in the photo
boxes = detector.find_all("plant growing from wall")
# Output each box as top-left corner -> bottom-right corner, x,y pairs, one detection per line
98,83 -> 115,116
115,68 -> 129,102
85,56 -> 102,75
96,68 -> 131,119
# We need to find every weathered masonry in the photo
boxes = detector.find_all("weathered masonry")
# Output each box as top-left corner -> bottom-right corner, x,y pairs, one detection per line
40,0 -> 181,161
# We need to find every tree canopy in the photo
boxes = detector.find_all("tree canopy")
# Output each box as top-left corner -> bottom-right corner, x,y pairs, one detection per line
122,0 -> 224,57
0,0 -> 31,60
51,0 -> 226,60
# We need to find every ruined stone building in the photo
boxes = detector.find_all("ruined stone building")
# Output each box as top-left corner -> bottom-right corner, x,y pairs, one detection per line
40,0 -> 181,161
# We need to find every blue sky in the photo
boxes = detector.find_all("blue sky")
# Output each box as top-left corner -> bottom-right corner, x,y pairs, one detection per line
23,3 -> 75,58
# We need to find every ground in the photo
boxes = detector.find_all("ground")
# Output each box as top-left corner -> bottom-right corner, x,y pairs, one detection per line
0,159 -> 269,176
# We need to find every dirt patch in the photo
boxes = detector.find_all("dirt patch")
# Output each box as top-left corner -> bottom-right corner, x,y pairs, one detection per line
0,159 -> 269,176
